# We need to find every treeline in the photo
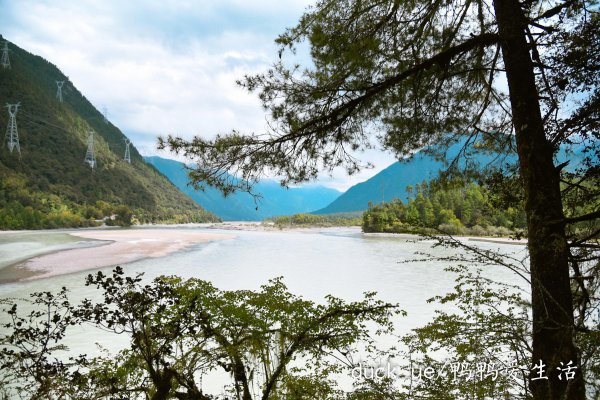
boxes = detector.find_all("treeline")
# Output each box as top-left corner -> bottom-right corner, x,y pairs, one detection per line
134,207 -> 220,225
0,174 -> 219,230
269,212 -> 362,228
362,179 -> 527,236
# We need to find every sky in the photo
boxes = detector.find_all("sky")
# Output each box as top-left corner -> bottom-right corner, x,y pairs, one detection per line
0,0 -> 398,192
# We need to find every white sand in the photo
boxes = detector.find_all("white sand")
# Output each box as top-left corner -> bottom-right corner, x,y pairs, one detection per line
21,229 -> 234,280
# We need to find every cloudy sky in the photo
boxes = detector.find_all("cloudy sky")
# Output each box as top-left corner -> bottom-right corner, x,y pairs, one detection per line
0,0 -> 398,191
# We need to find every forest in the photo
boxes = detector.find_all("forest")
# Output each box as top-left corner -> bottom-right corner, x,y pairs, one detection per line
362,179 -> 527,236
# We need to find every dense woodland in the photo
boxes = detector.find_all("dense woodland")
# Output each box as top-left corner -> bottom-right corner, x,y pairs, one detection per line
362,179 -> 527,235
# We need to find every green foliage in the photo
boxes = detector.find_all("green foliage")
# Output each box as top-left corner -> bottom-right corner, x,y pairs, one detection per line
348,239 -> 599,399
399,266 -> 532,399
0,170 -> 219,229
0,268 -> 401,399
160,0 -> 517,194
0,172 -> 97,229
0,287 -> 79,399
362,179 -> 526,236
0,38 -> 219,229
269,212 -> 362,228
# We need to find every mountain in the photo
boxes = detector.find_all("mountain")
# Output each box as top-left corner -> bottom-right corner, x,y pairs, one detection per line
0,37 -> 218,228
314,152 -> 451,214
315,136 -> 588,215
145,156 -> 341,220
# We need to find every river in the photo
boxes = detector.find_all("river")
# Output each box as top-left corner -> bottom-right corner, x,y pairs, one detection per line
0,226 -> 530,395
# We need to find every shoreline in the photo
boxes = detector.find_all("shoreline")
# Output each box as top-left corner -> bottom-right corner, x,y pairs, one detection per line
0,221 -> 526,245
361,231 -> 527,245
1,229 -> 234,284
0,223 -> 526,284
206,222 -> 527,245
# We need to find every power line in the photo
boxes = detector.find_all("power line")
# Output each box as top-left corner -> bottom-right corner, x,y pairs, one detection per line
20,109 -> 78,133
21,112 -> 134,155
123,138 -> 131,163
56,81 -> 64,103
1,41 -> 10,69
4,103 -> 20,156
16,109 -> 136,166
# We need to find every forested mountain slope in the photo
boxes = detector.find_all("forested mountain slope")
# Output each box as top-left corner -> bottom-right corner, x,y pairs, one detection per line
0,36 -> 218,228
146,156 -> 341,220
315,139 -> 584,214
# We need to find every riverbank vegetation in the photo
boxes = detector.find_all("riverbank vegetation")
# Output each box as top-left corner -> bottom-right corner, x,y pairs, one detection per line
2,252 -> 598,399
362,179 -> 527,236
268,212 -> 362,228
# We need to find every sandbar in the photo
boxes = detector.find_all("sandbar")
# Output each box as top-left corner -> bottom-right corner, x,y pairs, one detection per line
15,229 -> 234,281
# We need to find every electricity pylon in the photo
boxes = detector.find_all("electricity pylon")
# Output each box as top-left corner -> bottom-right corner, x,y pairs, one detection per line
103,107 -> 108,124
84,130 -> 96,169
123,138 -> 131,163
5,103 -> 20,155
1,41 -> 10,69
56,81 -> 64,102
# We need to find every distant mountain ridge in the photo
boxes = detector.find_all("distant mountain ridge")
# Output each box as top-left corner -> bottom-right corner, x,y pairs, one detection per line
0,36 -> 217,227
314,153 -> 444,214
315,139 -> 584,215
145,156 -> 341,220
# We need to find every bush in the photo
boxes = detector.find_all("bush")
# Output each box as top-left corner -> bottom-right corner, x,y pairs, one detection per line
438,223 -> 466,236
469,224 -> 488,236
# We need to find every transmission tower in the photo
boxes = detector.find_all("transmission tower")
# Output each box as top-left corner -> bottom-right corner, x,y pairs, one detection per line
4,103 -> 20,155
123,138 -> 131,163
84,130 -> 96,169
56,81 -> 64,102
1,41 -> 10,69
103,107 -> 108,124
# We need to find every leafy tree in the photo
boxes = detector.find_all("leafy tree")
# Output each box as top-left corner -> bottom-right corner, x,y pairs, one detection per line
0,288 -> 86,399
348,237 -> 598,400
161,1 -> 599,398
400,267 -> 532,398
0,268 -> 400,400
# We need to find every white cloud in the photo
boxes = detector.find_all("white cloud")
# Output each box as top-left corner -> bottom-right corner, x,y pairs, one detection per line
1,0 -> 399,191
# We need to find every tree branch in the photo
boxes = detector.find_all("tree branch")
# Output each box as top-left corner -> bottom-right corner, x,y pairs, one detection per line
531,0 -> 577,22
293,32 -> 500,135
566,209 -> 600,224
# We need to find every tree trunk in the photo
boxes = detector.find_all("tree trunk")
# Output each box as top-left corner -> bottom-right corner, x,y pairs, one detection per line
492,0 -> 585,399
150,369 -> 175,400
232,355 -> 253,400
